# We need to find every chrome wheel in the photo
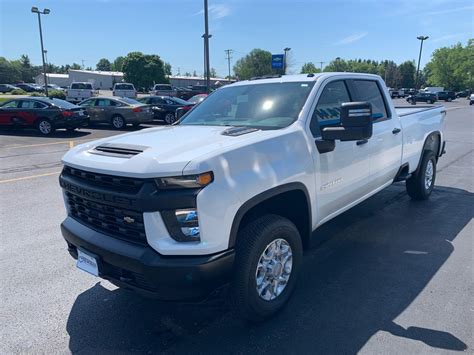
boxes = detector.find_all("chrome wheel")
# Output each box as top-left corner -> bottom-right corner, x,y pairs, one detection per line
164,113 -> 175,124
112,116 -> 125,129
38,120 -> 52,135
255,238 -> 293,301
425,159 -> 434,190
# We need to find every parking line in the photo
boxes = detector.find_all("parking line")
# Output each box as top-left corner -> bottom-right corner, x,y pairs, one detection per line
1,138 -> 92,150
0,171 -> 61,184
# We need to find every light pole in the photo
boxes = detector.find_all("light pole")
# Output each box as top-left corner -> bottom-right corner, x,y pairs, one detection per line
319,61 -> 325,71
31,7 -> 50,96
283,47 -> 291,74
203,0 -> 211,93
415,35 -> 429,90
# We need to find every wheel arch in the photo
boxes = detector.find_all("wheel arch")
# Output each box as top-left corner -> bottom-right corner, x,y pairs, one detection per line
415,131 -> 442,173
228,182 -> 312,250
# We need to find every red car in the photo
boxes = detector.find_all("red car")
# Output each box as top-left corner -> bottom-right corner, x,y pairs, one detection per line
0,97 -> 89,135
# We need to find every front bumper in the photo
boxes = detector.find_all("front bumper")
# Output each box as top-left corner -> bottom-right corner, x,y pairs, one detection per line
61,217 -> 235,300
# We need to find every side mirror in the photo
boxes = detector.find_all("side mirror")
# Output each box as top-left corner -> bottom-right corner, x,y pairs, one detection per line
320,102 -> 373,142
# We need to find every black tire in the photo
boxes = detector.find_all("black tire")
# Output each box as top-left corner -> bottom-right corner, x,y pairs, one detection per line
111,115 -> 126,129
164,112 -> 176,125
36,118 -> 54,136
132,123 -> 141,128
447,98 -> 452,102
232,214 -> 303,322
427,99 -> 432,104
406,151 -> 437,200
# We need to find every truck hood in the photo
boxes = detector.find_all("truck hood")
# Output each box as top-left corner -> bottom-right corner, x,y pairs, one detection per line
62,125 -> 273,177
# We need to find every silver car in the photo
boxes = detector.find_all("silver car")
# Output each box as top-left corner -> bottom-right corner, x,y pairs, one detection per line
79,97 -> 154,129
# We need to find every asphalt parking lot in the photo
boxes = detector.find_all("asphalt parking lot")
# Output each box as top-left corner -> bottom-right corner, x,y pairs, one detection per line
0,98 -> 472,354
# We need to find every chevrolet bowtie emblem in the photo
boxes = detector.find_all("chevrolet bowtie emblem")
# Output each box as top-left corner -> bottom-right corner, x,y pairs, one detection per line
123,216 -> 135,224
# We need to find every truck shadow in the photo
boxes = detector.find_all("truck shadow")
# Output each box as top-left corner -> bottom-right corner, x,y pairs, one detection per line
66,184 -> 472,354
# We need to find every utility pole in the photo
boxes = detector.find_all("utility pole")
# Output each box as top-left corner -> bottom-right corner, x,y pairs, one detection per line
319,61 -> 325,71
31,7 -> 50,96
177,67 -> 181,76
283,47 -> 291,74
81,59 -> 85,69
225,49 -> 233,80
203,0 -> 211,93
415,35 -> 429,90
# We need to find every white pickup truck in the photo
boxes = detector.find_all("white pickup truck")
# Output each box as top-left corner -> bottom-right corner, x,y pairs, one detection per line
59,73 -> 446,321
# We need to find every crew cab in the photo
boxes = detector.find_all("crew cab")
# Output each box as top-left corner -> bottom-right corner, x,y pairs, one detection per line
59,73 -> 446,321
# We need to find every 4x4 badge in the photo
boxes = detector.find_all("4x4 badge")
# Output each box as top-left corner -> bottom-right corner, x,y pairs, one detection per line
123,216 -> 135,224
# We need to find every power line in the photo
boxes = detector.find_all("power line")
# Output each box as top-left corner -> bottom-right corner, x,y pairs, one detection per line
225,49 -> 233,79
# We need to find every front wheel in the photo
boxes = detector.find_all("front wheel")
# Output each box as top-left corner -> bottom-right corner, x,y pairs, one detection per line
164,112 -> 176,125
232,215 -> 303,321
447,98 -> 452,102
37,118 -> 54,136
427,99 -> 432,104
111,115 -> 126,129
406,151 -> 437,200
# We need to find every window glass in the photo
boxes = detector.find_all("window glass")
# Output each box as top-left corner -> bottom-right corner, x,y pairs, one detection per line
19,100 -> 47,109
96,99 -> 111,107
71,83 -> 93,90
79,99 -> 95,107
351,80 -> 388,120
118,97 -> 141,105
1,100 -> 20,108
310,80 -> 350,135
115,84 -> 134,90
151,97 -> 165,104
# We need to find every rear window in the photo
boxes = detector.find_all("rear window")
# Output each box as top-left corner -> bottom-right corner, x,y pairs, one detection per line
118,98 -> 142,105
154,85 -> 172,91
115,84 -> 135,90
71,83 -> 93,89
48,98 -> 79,109
350,80 -> 389,121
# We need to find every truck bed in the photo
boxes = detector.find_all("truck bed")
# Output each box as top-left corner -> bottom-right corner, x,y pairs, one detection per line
395,105 -> 444,117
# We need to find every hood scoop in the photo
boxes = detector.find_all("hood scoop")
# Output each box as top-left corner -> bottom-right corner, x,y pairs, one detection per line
221,126 -> 259,137
89,143 -> 149,158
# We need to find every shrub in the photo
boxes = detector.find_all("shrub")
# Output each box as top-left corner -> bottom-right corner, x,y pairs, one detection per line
9,89 -> 27,95
48,90 -> 66,100
30,92 -> 45,97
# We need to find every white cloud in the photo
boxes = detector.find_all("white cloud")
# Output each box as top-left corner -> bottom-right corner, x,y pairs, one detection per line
334,32 -> 368,45
431,33 -> 463,43
426,5 -> 474,16
193,4 -> 231,19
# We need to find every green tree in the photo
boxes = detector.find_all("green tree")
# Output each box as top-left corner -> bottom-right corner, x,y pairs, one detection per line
398,60 -> 416,88
233,49 -> 273,80
164,62 -> 172,76
70,63 -> 82,70
112,56 -> 125,72
0,57 -> 21,83
96,58 -> 112,71
192,70 -> 197,77
210,67 -> 217,77
300,62 -> 320,74
122,52 -> 167,88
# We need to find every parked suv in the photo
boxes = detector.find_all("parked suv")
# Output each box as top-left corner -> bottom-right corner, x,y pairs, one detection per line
150,84 -> 176,97
436,91 -> 456,102
406,92 -> 437,104
113,83 -> 137,98
66,82 -> 96,103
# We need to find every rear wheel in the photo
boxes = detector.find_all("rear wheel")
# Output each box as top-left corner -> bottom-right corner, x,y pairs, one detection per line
232,215 -> 303,321
164,112 -> 176,125
447,98 -> 452,102
37,118 -> 54,136
406,151 -> 437,200
111,115 -> 126,129
427,99 -> 432,104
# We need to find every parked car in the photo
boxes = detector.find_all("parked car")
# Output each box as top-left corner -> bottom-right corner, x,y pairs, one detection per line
138,96 -> 193,124
78,97 -> 154,129
0,84 -> 19,93
389,88 -> 400,98
15,83 -> 40,93
187,94 -> 208,104
406,92 -> 437,104
436,91 -> 456,102
0,97 -> 88,135
66,82 -> 96,103
150,84 -> 177,97
455,90 -> 471,98
43,83 -> 65,92
422,86 -> 444,94
27,83 -> 44,92
59,73 -> 446,321
470,93 -> 474,105
113,83 -> 137,98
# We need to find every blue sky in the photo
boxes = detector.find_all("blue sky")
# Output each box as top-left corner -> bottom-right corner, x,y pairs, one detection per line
1,0 -> 473,77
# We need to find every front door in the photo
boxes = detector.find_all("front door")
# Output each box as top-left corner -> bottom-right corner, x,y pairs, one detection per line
309,79 -> 372,224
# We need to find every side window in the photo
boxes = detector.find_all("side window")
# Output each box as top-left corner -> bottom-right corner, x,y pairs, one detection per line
80,99 -> 95,107
152,98 -> 165,105
310,80 -> 351,136
165,99 -> 174,105
96,99 -> 111,107
19,101 -> 46,109
350,80 -> 389,121
2,100 -> 20,108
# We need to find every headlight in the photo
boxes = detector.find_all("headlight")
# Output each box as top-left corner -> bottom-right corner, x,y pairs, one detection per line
156,172 -> 213,189
162,208 -> 200,242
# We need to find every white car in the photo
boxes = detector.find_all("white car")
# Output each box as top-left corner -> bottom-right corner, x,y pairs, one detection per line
66,82 -> 96,103
469,93 -> 474,105
113,83 -> 137,98
59,73 -> 446,321
150,84 -> 176,97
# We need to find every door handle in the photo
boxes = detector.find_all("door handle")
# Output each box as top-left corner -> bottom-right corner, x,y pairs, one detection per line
392,128 -> 401,134
356,139 -> 368,146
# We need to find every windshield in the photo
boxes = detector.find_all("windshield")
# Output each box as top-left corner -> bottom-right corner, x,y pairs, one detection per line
180,82 -> 315,129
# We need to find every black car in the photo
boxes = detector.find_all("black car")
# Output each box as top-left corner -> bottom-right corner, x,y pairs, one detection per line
0,84 -> 19,93
0,97 -> 89,135
406,92 -> 437,104
138,96 -> 193,124
15,83 -> 41,93
436,91 -> 456,102
456,90 -> 471,98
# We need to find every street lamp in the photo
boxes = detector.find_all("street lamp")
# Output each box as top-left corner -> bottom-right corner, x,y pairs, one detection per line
283,47 -> 291,74
31,7 -> 50,96
203,0 -> 211,93
415,35 -> 429,90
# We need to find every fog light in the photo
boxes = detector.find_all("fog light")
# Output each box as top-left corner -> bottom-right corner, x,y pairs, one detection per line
161,208 -> 200,242
181,226 -> 200,238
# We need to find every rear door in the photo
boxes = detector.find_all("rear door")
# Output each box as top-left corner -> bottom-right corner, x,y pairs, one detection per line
79,99 -> 98,122
309,79 -> 372,222
348,79 -> 403,189
18,100 -> 49,125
